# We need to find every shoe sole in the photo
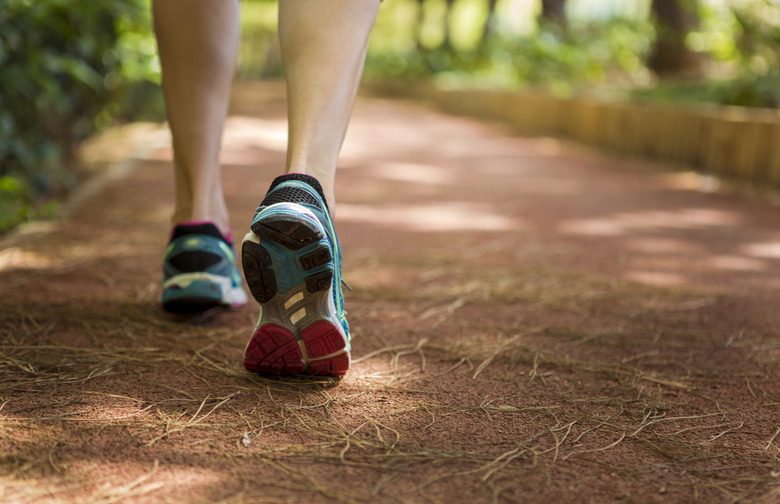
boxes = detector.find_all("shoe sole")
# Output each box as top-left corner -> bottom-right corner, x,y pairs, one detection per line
241,203 -> 349,376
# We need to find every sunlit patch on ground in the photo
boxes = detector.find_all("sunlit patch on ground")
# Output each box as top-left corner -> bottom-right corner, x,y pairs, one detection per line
337,202 -> 520,232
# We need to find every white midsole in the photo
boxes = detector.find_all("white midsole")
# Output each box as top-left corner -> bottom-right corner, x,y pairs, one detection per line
163,272 -> 247,305
162,272 -> 229,290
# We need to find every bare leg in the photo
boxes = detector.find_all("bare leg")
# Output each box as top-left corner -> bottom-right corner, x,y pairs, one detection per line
279,0 -> 380,209
153,0 -> 240,237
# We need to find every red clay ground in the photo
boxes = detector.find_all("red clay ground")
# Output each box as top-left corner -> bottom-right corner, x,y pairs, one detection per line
1,82 -> 779,503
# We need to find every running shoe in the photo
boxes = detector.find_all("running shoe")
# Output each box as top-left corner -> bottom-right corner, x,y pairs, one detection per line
161,222 -> 248,313
241,173 -> 350,376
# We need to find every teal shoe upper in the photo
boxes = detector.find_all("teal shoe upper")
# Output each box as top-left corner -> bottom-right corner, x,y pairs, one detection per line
163,223 -> 239,282
252,174 -> 348,338
161,222 -> 245,311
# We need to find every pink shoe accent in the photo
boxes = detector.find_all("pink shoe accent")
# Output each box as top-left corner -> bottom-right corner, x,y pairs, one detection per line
301,321 -> 346,358
244,321 -> 349,376
244,324 -> 304,375
302,321 -> 349,376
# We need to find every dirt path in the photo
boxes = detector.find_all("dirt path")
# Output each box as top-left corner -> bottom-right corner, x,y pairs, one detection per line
1,82 -> 779,504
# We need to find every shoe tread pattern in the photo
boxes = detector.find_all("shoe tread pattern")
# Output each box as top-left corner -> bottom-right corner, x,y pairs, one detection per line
241,241 -> 277,304
243,219 -> 346,376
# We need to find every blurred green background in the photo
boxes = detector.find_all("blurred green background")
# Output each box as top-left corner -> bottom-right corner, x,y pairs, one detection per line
0,0 -> 160,231
2,0 -> 780,232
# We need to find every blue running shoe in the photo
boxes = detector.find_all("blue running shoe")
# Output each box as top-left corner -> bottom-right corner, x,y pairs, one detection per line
241,174 -> 350,376
161,222 -> 248,313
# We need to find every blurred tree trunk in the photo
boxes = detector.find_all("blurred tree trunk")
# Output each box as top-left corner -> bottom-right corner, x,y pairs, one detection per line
649,0 -> 702,76
540,0 -> 567,26
415,0 -> 456,50
481,0 -> 499,43
443,0 -> 455,49
416,0 -> 499,50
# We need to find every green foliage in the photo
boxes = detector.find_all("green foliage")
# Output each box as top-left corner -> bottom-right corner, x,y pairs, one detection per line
0,0 -> 161,233
236,0 -> 655,92
236,0 -> 282,79
642,0 -> 780,109
729,0 -> 780,75
720,0 -> 780,107
494,18 -> 654,93
715,73 -> 780,107
0,175 -> 33,234
362,7 -> 655,95
629,72 -> 780,109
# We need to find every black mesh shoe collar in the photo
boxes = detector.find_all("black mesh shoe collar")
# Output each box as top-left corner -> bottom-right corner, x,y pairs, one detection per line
171,222 -> 231,246
264,173 -> 329,211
